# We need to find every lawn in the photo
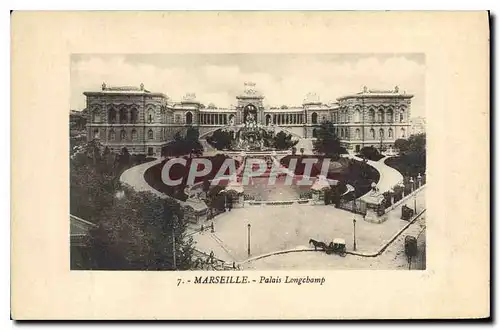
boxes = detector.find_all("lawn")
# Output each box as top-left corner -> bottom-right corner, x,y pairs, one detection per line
144,154 -> 240,201
280,155 -> 380,199
384,153 -> 426,178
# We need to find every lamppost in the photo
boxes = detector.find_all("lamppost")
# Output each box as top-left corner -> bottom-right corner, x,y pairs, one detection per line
247,223 -> 251,257
380,132 -> 383,152
413,193 -> 417,214
353,219 -> 357,251
172,215 -> 178,270
409,177 -> 414,192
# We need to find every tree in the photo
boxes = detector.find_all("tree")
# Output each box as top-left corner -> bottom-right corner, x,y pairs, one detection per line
116,147 -> 131,173
89,189 -> 194,270
394,138 -> 410,153
185,126 -> 203,156
207,129 -> 233,150
300,147 -> 305,156
408,133 -> 426,154
313,121 -> 345,157
386,133 -> 426,177
291,146 -> 297,155
70,140 -> 122,223
357,146 -> 384,161
162,127 -> 203,157
273,131 -> 296,150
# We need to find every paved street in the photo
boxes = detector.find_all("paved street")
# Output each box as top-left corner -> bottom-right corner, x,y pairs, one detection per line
243,213 -> 426,270
193,187 -> 426,264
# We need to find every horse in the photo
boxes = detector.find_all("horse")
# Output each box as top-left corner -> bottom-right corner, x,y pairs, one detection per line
309,239 -> 328,251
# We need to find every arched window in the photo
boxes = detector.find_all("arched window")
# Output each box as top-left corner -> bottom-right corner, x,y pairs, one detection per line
131,129 -> 138,141
345,129 -> 349,138
130,108 -> 138,123
388,128 -> 393,138
377,109 -> 384,123
148,111 -> 154,124
355,128 -> 361,139
340,128 -> 344,138
266,114 -> 271,125
186,112 -> 193,125
108,108 -> 116,123
148,129 -> 154,140
92,108 -> 101,123
108,129 -> 116,141
369,109 -> 375,122
120,129 -> 127,141
312,128 -> 318,138
370,128 -> 375,139
386,109 -> 394,122
93,129 -> 100,139
354,109 -> 361,123
311,112 -> 318,124
379,128 -> 384,138
399,110 -> 405,122
322,116 -> 326,122
119,108 -> 128,124
401,128 -> 406,138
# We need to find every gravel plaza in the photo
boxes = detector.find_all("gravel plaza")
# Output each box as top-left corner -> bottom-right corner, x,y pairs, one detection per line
193,187 -> 426,265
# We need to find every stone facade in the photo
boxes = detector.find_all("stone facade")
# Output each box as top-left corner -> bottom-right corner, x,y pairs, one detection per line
85,83 -> 414,156
332,86 -> 413,152
410,116 -> 426,135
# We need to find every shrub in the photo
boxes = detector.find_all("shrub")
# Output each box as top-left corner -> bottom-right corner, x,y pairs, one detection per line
356,146 -> 384,161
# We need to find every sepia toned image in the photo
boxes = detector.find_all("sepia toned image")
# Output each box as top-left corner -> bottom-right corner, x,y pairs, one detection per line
70,54 -> 427,272
13,12 -> 489,319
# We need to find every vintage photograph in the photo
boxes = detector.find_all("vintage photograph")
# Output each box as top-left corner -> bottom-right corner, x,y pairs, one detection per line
70,53 -> 427,271
12,11 -> 489,320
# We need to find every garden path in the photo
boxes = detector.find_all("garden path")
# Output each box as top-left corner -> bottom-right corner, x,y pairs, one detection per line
345,155 -> 404,200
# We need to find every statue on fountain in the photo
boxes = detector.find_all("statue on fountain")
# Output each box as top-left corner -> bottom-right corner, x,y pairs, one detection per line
245,113 -> 258,131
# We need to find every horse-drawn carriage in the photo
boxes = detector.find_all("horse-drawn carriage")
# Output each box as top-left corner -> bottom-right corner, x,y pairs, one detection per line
309,238 -> 347,257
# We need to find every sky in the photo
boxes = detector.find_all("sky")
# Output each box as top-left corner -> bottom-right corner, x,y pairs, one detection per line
71,54 -> 425,118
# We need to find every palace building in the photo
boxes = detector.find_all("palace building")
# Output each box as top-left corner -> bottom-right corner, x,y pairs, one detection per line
332,85 -> 413,152
84,82 -> 413,156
